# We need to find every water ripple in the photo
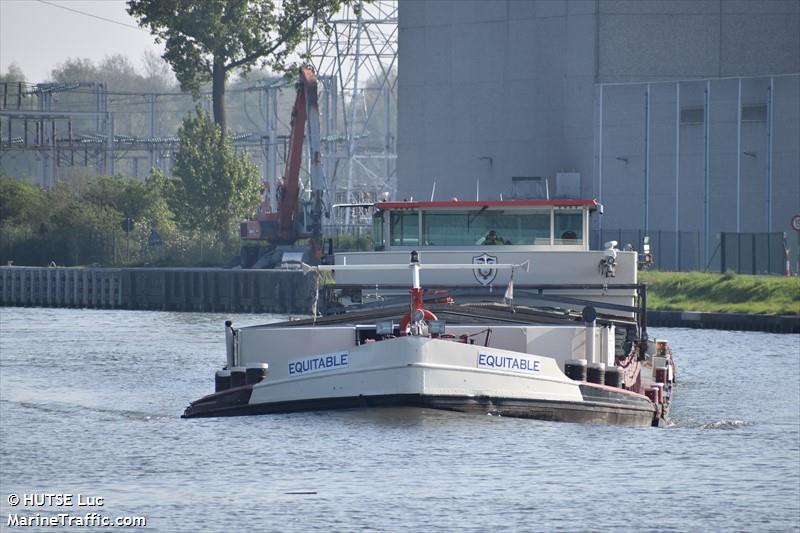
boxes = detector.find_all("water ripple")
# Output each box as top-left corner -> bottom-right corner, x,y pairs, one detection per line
700,419 -> 751,430
1,310 -> 798,532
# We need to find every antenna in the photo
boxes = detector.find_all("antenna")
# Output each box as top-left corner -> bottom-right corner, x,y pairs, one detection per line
430,181 -> 437,201
476,178 -> 480,201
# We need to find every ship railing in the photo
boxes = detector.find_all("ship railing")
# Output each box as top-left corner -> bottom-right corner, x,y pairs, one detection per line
302,258 -> 649,346
317,282 -> 649,333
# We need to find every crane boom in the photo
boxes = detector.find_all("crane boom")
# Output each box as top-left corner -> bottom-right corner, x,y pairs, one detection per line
240,66 -> 325,266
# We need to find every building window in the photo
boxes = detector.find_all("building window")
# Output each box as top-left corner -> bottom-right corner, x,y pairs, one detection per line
742,104 -> 767,122
680,107 -> 704,125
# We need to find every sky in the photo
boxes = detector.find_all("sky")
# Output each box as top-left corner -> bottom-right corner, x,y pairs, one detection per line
0,0 -> 165,82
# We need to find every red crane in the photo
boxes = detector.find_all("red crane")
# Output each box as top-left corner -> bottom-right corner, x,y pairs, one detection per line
240,66 -> 325,268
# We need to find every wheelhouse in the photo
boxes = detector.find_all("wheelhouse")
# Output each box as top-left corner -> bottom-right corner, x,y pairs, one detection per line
371,199 -> 598,251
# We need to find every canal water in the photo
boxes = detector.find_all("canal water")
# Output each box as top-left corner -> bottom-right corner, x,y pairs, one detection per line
1,307 -> 798,532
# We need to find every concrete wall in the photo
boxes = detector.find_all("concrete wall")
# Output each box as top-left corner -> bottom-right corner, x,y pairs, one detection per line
597,0 -> 800,82
398,0 -> 597,202
597,75 -> 800,269
397,0 -> 800,269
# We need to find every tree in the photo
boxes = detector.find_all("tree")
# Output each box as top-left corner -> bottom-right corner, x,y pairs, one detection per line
142,49 -> 178,88
171,110 -> 260,245
0,63 -> 26,82
0,174 -> 178,266
50,54 -> 176,92
126,0 -> 352,135
0,177 -> 43,226
82,174 -> 176,233
49,54 -> 179,138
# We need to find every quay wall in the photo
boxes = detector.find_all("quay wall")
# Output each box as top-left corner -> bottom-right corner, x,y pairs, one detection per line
2,266 -> 796,333
648,310 -> 798,334
0,267 -> 315,314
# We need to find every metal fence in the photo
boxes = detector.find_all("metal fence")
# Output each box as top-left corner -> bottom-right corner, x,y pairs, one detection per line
718,232 -> 789,276
322,224 -> 373,252
322,224 -> 372,237
591,229 -> 789,275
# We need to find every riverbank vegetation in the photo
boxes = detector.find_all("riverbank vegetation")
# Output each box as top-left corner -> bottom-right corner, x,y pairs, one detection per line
640,271 -> 800,316
0,107 -> 371,267
0,172 -> 225,267
0,109 -> 261,267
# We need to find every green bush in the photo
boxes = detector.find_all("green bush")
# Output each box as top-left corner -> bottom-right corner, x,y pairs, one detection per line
0,174 -> 214,267
330,233 -> 373,252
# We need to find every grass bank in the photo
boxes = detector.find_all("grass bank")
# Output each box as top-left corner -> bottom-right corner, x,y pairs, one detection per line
639,271 -> 800,316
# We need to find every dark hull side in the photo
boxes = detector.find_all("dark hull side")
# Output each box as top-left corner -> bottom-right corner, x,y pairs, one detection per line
182,384 -> 657,427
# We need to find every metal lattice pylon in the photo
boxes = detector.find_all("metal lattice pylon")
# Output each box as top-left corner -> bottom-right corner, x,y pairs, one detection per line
306,0 -> 398,226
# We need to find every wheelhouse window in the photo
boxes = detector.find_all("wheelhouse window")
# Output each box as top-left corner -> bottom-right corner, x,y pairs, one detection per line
422,210 -> 550,246
372,211 -> 385,250
390,211 -> 419,246
554,209 -> 583,245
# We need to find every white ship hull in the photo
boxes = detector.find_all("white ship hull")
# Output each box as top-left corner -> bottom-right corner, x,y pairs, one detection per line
184,335 -> 656,426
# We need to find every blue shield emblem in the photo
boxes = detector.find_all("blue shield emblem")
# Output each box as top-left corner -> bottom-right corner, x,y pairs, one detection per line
473,253 -> 498,286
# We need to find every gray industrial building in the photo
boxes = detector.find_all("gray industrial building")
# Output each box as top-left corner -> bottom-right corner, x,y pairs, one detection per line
397,0 -> 800,272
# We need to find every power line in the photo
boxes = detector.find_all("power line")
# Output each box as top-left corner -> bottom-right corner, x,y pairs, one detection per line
35,0 -> 147,31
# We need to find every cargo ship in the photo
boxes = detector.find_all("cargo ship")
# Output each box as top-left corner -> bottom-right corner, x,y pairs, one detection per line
184,199 -> 675,426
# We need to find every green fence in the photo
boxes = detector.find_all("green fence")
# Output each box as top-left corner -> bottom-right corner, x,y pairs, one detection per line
592,229 -> 789,275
